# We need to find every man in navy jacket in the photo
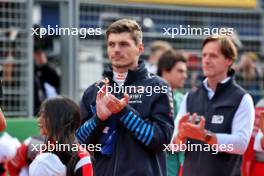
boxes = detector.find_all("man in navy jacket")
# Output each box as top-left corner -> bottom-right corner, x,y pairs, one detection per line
76,19 -> 174,176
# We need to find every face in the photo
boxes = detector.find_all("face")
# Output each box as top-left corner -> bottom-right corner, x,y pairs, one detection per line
107,32 -> 144,72
3,63 -> 14,82
37,114 -> 48,136
240,55 -> 253,69
164,62 -> 187,89
202,41 -> 232,80
149,50 -> 165,65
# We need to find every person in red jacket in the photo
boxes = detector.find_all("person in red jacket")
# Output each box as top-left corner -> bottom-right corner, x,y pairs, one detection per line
251,108 -> 264,176
242,99 -> 264,176
29,96 -> 93,176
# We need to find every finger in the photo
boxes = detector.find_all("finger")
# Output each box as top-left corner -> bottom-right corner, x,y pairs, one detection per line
111,97 -> 123,109
179,113 -> 190,124
199,116 -> 206,129
98,85 -> 106,99
191,113 -> 197,124
107,103 -> 119,113
181,123 -> 189,130
105,94 -> 116,107
121,93 -> 129,105
106,98 -> 118,113
109,94 -> 123,107
106,95 -> 123,113
96,89 -> 103,101
183,123 -> 195,130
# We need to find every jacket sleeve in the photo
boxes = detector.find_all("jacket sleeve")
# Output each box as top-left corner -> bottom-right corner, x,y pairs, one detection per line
76,85 -> 106,145
117,84 -> 174,152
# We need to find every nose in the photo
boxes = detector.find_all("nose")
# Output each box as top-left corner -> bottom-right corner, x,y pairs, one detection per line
202,55 -> 210,65
183,72 -> 187,80
113,44 -> 121,53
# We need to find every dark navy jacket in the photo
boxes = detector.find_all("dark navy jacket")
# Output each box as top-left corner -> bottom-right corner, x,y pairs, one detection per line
76,60 -> 174,176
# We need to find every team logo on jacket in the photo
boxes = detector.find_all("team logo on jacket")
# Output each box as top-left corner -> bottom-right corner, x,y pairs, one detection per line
211,115 -> 224,124
129,94 -> 142,104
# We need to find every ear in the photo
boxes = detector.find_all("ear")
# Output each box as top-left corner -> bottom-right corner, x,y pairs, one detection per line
226,57 -> 233,67
162,70 -> 170,79
138,43 -> 144,55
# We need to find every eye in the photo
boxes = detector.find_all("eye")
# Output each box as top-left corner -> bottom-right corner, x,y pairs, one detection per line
120,42 -> 129,47
108,42 -> 115,47
210,53 -> 218,58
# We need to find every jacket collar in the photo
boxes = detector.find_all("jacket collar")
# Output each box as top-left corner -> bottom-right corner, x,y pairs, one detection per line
201,69 -> 236,98
103,59 -> 148,85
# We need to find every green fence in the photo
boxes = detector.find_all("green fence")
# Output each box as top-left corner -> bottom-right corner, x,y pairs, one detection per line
1,118 -> 39,141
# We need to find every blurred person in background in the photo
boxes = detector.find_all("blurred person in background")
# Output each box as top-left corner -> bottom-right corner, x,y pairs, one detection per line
0,109 -> 5,132
157,49 -> 187,176
0,50 -> 23,114
145,40 -> 172,74
243,97 -> 264,176
0,79 -> 6,132
0,133 -> 20,176
29,96 -> 93,176
6,135 -> 44,176
76,19 -> 174,176
33,25 -> 60,115
234,52 -> 263,104
252,109 -> 264,176
241,97 -> 264,176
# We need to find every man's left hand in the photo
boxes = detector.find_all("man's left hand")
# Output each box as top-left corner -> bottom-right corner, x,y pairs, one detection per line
179,115 -> 206,141
106,93 -> 129,114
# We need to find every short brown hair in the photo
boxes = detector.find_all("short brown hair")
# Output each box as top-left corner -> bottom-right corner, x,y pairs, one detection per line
202,35 -> 237,63
106,19 -> 142,45
157,49 -> 187,76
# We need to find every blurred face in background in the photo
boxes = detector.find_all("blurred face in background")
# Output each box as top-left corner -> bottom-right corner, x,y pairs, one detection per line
239,54 -> 255,71
3,62 -> 14,83
107,32 -> 144,72
149,49 -> 166,65
163,61 -> 187,90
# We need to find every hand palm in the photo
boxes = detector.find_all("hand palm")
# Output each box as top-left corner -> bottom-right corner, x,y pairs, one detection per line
96,97 -> 112,121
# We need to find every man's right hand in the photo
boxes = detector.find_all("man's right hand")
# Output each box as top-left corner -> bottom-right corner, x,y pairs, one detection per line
173,113 -> 190,144
96,85 -> 112,121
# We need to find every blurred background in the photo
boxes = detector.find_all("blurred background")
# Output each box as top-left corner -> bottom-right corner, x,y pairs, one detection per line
0,0 -> 263,119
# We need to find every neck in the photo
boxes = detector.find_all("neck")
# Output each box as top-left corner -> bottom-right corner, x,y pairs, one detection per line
162,75 -> 177,91
113,63 -> 138,73
207,73 -> 228,91
113,67 -> 129,73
